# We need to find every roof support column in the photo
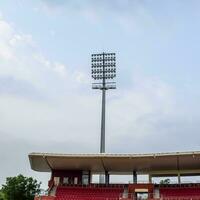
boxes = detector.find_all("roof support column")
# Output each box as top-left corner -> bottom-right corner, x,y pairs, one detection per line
177,156 -> 181,184
148,174 -> 152,183
178,173 -> 181,184
89,170 -> 92,184
105,171 -> 109,185
133,171 -> 137,184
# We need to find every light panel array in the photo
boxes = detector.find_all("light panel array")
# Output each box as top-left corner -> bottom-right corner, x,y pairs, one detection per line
91,53 -> 116,89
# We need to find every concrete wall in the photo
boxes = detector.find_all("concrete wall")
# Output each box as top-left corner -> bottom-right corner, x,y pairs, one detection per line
50,170 -> 82,185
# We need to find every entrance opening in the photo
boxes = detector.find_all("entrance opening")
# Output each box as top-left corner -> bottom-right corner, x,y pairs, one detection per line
54,177 -> 60,186
136,192 -> 148,200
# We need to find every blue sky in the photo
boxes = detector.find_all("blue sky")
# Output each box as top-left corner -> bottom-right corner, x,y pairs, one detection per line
1,0 -> 200,87
1,0 -> 200,187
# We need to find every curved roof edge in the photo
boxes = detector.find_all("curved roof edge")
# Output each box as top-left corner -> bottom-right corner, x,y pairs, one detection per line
29,151 -> 200,174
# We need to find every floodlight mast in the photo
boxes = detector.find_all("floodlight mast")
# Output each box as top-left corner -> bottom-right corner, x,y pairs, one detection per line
91,52 -> 116,153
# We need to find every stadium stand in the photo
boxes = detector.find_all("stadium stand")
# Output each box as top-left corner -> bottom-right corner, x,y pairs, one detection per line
29,151 -> 200,200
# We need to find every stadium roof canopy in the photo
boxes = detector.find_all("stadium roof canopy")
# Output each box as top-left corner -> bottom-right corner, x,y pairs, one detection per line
29,151 -> 200,176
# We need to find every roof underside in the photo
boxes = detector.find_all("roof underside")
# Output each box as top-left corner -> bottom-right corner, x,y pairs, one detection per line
29,151 -> 200,176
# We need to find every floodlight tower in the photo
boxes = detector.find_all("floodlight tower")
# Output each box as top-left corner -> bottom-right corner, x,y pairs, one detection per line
91,52 -> 116,153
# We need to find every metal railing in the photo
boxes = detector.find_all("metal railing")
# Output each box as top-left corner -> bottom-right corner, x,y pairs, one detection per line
56,183 -> 126,188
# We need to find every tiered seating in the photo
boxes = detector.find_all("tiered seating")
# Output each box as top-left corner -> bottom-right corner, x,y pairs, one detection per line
160,187 -> 200,200
55,186 -> 124,200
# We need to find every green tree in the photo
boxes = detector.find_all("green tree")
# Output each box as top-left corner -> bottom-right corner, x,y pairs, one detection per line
0,190 -> 6,200
2,174 -> 41,200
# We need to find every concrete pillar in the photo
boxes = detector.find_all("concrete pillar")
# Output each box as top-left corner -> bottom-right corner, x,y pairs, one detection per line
105,171 -> 109,185
88,171 -> 91,184
178,173 -> 181,184
133,171 -> 137,183
149,174 -> 152,183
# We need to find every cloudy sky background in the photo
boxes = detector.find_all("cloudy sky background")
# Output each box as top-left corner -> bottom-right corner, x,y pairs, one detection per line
1,0 -> 200,187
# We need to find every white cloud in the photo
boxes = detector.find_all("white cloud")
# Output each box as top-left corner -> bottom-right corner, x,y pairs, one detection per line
107,75 -> 175,143
54,62 -> 67,77
0,20 -> 15,60
0,17 -> 87,98
74,70 -> 89,84
34,54 -> 68,78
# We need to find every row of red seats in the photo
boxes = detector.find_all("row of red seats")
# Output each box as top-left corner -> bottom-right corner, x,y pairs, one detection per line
55,186 -> 123,200
56,197 -> 119,199
58,187 -> 122,190
56,194 -> 120,197
161,197 -> 200,200
160,188 -> 200,197
56,193 -> 120,196
57,192 -> 121,195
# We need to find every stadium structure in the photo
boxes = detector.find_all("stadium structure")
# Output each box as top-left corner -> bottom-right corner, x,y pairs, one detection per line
29,53 -> 200,199
29,151 -> 200,200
